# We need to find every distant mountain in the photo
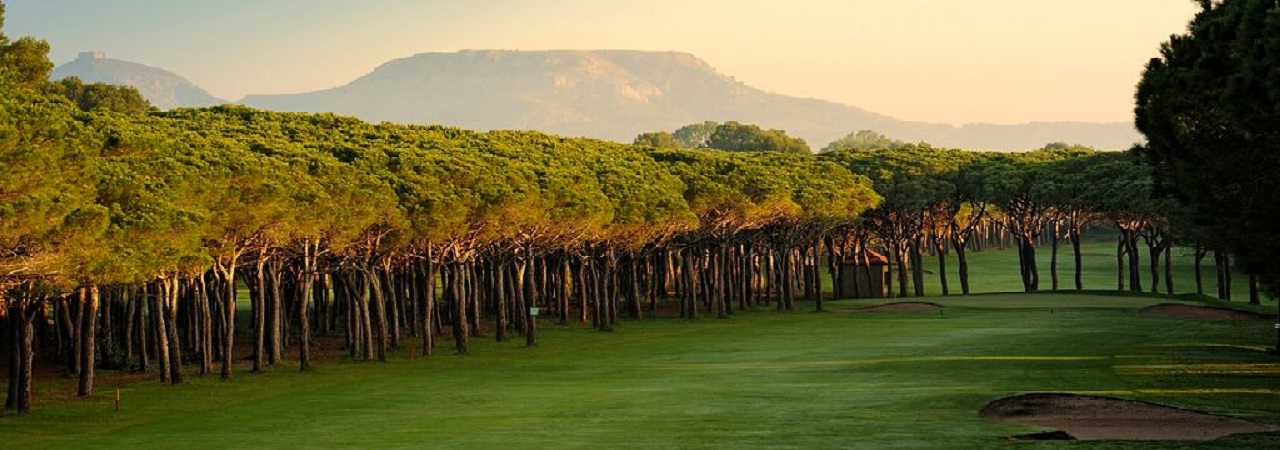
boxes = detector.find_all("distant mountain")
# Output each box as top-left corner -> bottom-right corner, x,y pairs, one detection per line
240,50 -> 1141,151
52,52 -> 225,110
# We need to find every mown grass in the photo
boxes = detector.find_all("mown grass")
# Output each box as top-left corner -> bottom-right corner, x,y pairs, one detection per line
3,293 -> 1277,449
864,232 -> 1272,306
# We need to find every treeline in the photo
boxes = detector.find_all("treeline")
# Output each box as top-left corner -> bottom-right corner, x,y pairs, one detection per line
2,103 -> 1237,414
0,6 -> 1237,414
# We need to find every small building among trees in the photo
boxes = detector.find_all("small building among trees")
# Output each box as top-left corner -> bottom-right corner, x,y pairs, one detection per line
837,251 -> 890,298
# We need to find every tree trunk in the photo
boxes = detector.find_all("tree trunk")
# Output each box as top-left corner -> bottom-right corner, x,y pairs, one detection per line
813,240 -> 826,311
1116,234 -> 1126,291
910,240 -> 925,297
893,243 -> 909,298
267,262 -> 284,366
368,268 -> 389,362
1070,224 -> 1083,291
249,258 -> 266,372
1219,251 -> 1233,301
953,237 -> 970,295
13,301 -> 38,413
422,259 -> 437,357
1049,221 -> 1060,291
152,281 -> 171,382
524,255 -> 538,346
136,286 -> 150,373
1215,250 -> 1227,300
450,264 -> 470,354
1148,243 -> 1163,294
298,241 -> 316,371
198,275 -> 213,375
165,277 -> 183,384
1127,232 -> 1142,293
495,260 -> 509,342
1194,245 -> 1206,296
935,234 -> 949,297
5,302 -> 19,411
1249,273 -> 1261,305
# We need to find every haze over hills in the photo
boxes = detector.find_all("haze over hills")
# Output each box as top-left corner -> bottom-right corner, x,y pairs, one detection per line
52,52 -> 225,110
241,50 -> 1141,150
56,50 -> 1140,150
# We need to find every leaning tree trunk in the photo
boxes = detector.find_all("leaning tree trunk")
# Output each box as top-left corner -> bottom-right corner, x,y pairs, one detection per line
934,233 -> 949,297
953,236 -> 971,295
1148,242 -> 1163,294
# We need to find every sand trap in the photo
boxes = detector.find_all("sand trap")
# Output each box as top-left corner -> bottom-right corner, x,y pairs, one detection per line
1139,303 -> 1267,321
981,393 -> 1280,441
855,302 -> 943,313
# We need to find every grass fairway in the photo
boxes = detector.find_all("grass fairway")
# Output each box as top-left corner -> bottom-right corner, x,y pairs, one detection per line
4,294 -> 1278,449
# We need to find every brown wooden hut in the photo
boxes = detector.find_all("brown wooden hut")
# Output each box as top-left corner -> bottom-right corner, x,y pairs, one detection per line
837,250 -> 890,298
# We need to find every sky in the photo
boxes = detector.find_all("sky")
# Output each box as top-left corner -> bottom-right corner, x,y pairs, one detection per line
5,0 -> 1199,125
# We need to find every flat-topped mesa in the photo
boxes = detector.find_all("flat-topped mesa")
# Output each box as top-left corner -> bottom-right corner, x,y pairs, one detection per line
237,49 -> 1140,150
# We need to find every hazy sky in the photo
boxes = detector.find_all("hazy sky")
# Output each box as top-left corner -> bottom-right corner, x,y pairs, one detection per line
6,0 -> 1198,125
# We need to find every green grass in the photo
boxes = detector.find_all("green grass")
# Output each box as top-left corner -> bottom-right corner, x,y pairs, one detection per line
4,293 -> 1277,449
865,232 -> 1273,305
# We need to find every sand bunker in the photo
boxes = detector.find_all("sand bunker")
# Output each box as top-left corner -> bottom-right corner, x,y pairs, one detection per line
981,393 -> 1280,441
855,302 -> 943,313
1139,303 -> 1267,321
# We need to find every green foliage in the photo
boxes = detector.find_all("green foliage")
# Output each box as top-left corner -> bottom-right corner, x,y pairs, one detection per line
44,77 -> 153,114
706,121 -> 810,155
0,36 -> 52,89
672,121 -> 719,148
0,72 -> 101,287
1134,0 -> 1280,291
632,131 -> 679,149
821,129 -> 912,153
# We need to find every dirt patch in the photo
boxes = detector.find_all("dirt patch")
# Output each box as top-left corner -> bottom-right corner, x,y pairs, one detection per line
854,302 -> 943,313
981,393 -> 1280,441
1139,303 -> 1268,321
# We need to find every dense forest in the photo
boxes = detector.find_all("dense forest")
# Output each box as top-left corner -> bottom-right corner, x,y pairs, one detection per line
0,5 -> 1252,414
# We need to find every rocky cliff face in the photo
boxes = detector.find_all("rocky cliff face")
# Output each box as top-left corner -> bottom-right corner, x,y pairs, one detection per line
53,52 -> 225,110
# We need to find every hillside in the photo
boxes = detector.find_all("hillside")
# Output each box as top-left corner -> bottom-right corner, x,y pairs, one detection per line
52,52 -> 225,110
241,50 -> 1141,150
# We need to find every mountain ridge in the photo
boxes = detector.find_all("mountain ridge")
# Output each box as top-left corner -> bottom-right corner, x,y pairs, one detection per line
52,52 -> 225,110
58,50 -> 1140,150
241,50 -> 1140,150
